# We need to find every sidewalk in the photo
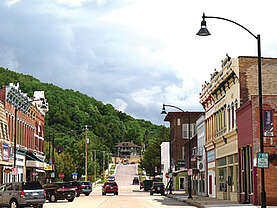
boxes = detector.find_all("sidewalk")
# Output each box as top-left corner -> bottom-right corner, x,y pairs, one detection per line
166,193 -> 277,208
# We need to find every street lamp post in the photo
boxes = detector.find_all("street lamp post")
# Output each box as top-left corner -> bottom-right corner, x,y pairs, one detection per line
197,13 -> 266,207
161,104 -> 193,199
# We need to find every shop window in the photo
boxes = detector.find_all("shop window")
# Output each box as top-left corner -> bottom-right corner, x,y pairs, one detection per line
217,157 -> 226,166
218,167 -> 227,192
228,155 -> 233,164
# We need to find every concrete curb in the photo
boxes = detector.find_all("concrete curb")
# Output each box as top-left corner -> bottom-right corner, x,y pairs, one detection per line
166,194 -> 205,208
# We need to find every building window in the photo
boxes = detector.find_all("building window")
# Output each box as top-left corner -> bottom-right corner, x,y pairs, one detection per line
218,167 -> 227,192
228,108 -> 231,131
231,105 -> 234,129
183,124 -> 195,139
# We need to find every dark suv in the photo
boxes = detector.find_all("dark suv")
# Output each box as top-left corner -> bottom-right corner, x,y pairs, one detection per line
150,182 -> 165,195
102,181 -> 118,195
0,181 -> 45,208
70,181 -> 92,197
44,182 -> 75,202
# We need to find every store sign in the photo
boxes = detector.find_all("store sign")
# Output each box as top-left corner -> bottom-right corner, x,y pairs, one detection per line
177,160 -> 185,167
257,152 -> 269,168
3,144 -> 9,161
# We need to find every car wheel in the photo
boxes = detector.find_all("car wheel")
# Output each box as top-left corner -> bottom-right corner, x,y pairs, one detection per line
50,194 -> 57,202
36,205 -> 43,208
76,193 -> 80,197
85,193 -> 90,196
150,192 -> 153,195
102,192 -> 106,195
9,199 -> 19,208
68,198 -> 74,202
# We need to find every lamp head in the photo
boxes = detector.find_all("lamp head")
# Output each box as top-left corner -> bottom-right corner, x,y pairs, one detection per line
161,104 -> 167,115
196,13 -> 211,36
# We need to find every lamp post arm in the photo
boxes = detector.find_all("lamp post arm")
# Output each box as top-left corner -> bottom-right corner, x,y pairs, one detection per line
204,14 -> 257,39
163,104 -> 185,113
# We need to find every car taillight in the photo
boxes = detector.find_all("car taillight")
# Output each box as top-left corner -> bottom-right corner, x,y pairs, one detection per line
44,190 -> 46,197
20,190 -> 25,198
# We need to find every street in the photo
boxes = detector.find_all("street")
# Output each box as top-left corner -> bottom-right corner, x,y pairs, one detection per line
44,164 -> 195,208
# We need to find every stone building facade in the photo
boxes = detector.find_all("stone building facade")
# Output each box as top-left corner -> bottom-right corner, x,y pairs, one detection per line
200,55 -> 277,204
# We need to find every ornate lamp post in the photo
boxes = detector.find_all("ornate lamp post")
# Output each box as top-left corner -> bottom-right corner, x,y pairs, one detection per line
161,104 -> 193,199
197,13 -> 266,207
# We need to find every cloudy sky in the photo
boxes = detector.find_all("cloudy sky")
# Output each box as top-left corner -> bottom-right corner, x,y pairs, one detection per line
0,0 -> 277,125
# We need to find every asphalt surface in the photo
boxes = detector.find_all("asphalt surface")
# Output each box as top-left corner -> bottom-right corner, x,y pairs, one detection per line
43,164 -> 195,208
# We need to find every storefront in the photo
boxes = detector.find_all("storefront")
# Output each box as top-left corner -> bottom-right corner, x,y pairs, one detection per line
206,148 -> 216,198
216,135 -> 238,201
26,152 -> 45,183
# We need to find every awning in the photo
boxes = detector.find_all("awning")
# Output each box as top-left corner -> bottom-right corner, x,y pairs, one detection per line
35,169 -> 45,173
26,152 -> 44,163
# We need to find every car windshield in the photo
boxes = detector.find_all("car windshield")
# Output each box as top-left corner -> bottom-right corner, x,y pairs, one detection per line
81,182 -> 91,185
153,183 -> 164,187
56,183 -> 74,188
106,182 -> 117,186
22,182 -> 43,190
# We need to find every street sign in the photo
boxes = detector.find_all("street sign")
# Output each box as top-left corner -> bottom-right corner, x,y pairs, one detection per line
177,160 -> 185,167
188,168 -> 193,176
51,172 -> 55,178
12,168 -> 17,176
169,172 -> 172,178
59,173 -> 65,179
257,152 -> 269,168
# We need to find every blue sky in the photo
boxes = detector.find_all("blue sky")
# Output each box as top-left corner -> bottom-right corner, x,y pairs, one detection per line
1,0 -> 277,125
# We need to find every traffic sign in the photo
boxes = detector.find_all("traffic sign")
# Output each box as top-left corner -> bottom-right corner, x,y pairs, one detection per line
188,168 -> 193,176
59,173 -> 65,179
12,168 -> 17,176
166,173 -> 169,178
257,152 -> 269,168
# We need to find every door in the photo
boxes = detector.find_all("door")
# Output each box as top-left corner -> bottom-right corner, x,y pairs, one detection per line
2,183 -> 13,206
209,175 -> 212,195
179,177 -> 185,190
0,184 -> 6,205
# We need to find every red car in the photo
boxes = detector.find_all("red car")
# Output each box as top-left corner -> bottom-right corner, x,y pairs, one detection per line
102,181 -> 118,195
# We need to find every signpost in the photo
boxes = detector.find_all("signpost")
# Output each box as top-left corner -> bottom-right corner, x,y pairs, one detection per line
72,173 -> 78,180
257,152 -> 269,168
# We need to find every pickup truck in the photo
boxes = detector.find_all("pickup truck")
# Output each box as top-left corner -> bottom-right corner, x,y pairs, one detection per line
44,182 -> 75,202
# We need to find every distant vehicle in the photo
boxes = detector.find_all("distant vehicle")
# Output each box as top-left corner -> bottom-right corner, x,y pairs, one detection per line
150,182 -> 165,195
132,176 -> 139,185
44,182 -> 75,202
70,181 -> 92,197
0,181 -> 45,208
107,176 -> 115,181
102,181 -> 118,195
130,162 -> 135,164
123,159 -> 128,165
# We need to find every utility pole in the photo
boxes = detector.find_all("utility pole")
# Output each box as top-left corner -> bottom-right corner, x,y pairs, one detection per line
85,125 -> 88,181
13,108 -> 18,182
94,150 -> 96,184
103,151 -> 105,178
52,133 -> 55,178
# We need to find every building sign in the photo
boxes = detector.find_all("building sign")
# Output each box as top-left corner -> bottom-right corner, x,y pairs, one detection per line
264,110 -> 274,136
257,152 -> 269,168
177,160 -> 185,167
3,144 -> 9,161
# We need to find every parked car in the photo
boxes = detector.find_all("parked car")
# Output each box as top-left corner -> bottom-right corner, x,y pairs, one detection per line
44,182 -> 75,202
132,176 -> 139,185
72,181 -> 92,197
107,176 -> 115,181
0,181 -> 45,208
150,182 -> 165,195
102,181 -> 118,195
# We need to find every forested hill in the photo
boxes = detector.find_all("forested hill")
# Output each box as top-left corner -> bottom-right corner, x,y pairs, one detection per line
0,67 -> 168,152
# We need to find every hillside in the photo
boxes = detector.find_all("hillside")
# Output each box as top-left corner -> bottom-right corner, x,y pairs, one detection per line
0,67 -> 169,180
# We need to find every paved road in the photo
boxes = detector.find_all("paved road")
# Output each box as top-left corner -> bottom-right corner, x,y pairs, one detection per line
44,164 -> 195,208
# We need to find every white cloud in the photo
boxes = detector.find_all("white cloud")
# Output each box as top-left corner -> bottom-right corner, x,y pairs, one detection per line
112,98 -> 127,112
5,0 -> 20,6
131,87 -> 162,107
56,0 -> 90,7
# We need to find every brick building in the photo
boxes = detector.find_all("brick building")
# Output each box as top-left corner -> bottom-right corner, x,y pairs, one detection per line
237,96 -> 277,205
164,111 -> 203,192
200,55 -> 277,204
0,83 -> 48,184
